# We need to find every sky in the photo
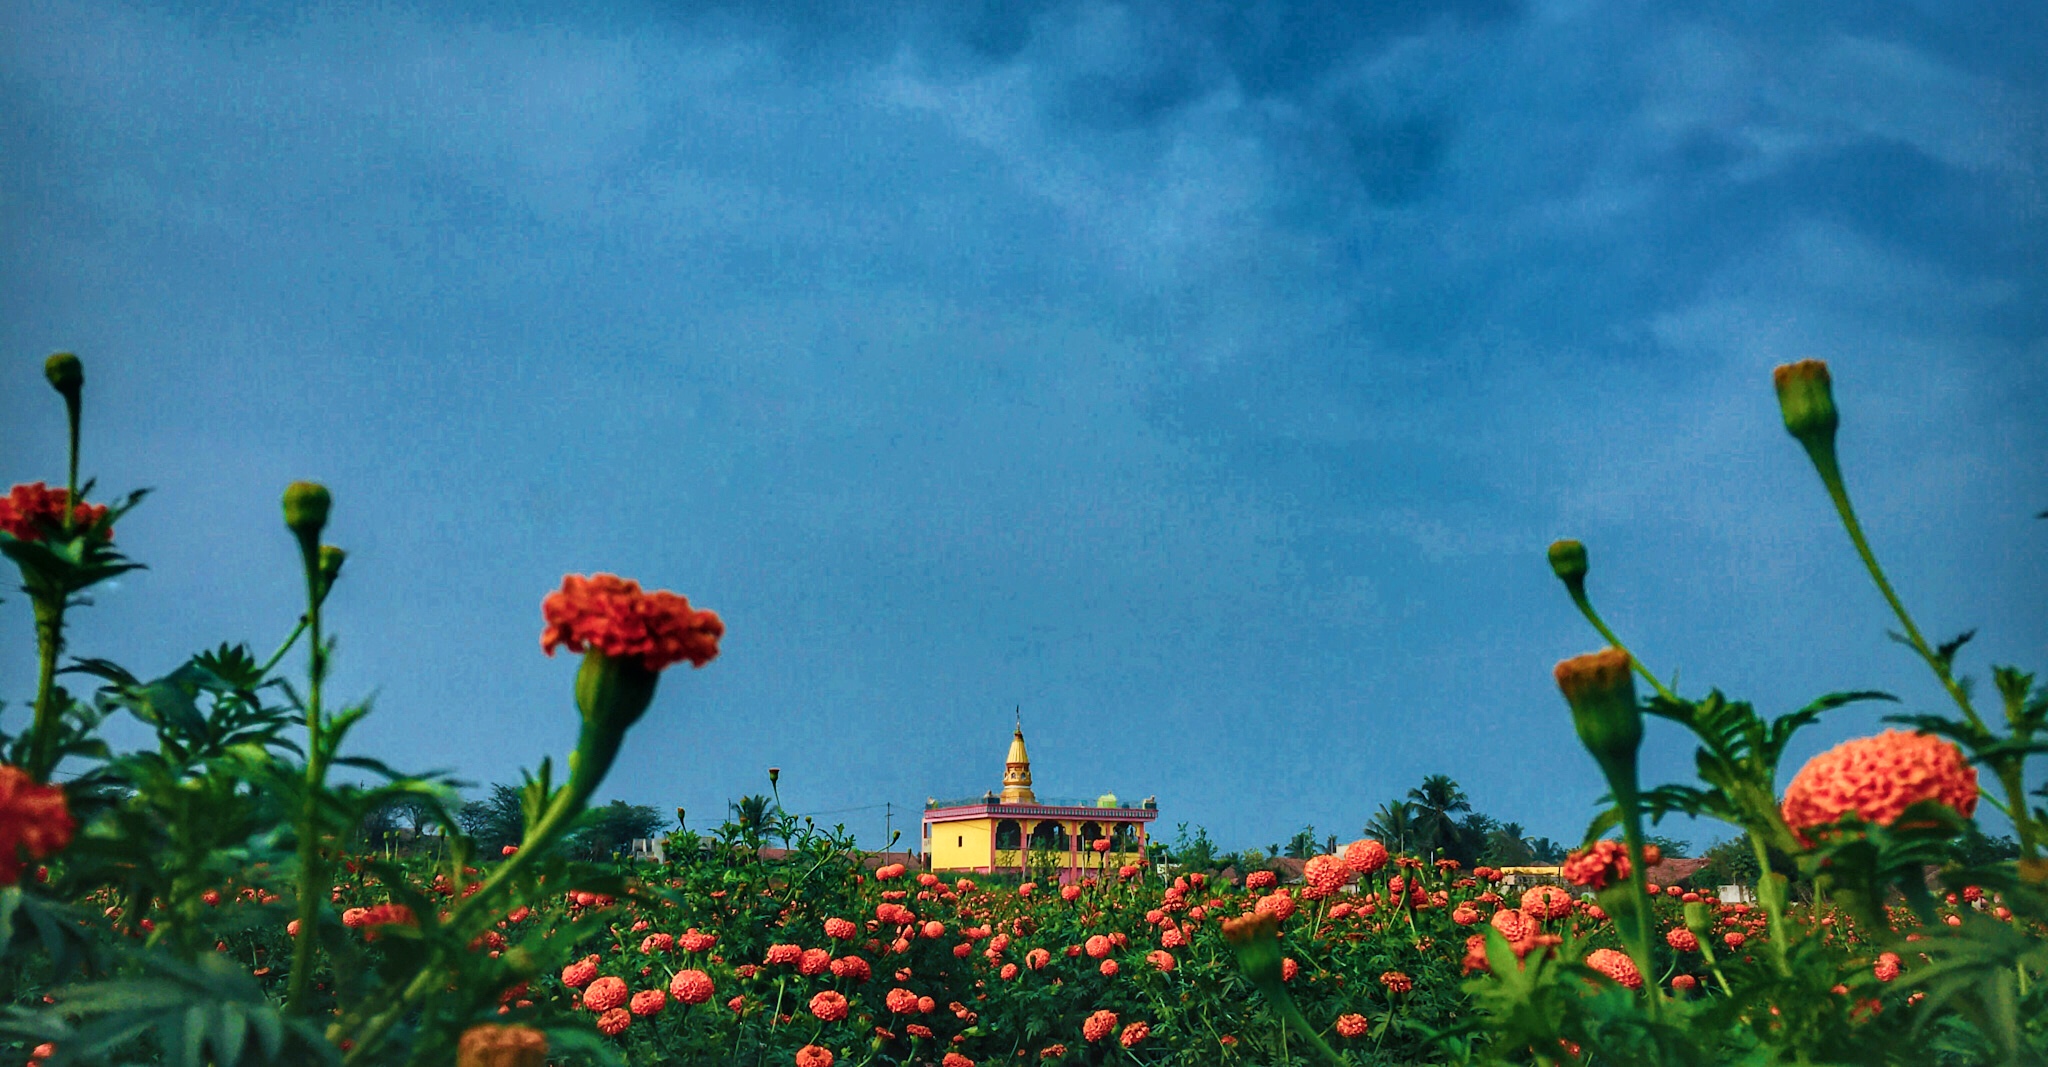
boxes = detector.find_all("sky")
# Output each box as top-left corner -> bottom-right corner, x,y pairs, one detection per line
2,0 -> 2044,856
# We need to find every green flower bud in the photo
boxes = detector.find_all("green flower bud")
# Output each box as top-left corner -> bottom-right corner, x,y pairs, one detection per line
1772,360 -> 1838,452
675,807 -> 686,829
318,545 -> 347,585
768,767 -> 780,787
1221,911 -> 1284,991
282,482 -> 331,544
1682,900 -> 1711,935
44,352 -> 83,400
1554,648 -> 1643,797
1547,539 -> 1588,593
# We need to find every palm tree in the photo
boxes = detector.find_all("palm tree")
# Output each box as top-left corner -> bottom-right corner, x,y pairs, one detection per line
1406,774 -> 1472,860
1365,798 -> 1415,855
1284,826 -> 1318,860
1483,821 -> 1536,866
730,794 -> 774,845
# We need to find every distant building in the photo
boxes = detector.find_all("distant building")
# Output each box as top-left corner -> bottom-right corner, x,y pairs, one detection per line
921,725 -> 1157,883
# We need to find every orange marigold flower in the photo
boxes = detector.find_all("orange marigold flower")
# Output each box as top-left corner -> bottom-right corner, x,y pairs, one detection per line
829,956 -> 871,981
1781,729 -> 1977,841
1666,927 -> 1699,953
801,947 -> 833,976
1038,1044 -> 1067,1059
1379,970 -> 1413,993
824,917 -> 857,940
1119,1021 -> 1150,1048
0,483 -> 111,542
561,954 -> 600,988
1343,838 -> 1389,875
1671,974 -> 1698,992
764,943 -> 804,965
1099,959 -> 1119,977
1561,839 -> 1660,890
1584,948 -> 1642,989
885,987 -> 919,1014
540,574 -> 723,672
1519,885 -> 1573,921
1025,947 -> 1051,970
640,932 -> 674,954
456,1023 -> 547,1067
670,968 -> 714,1004
0,766 -> 75,885
1244,870 -> 1277,891
583,975 -> 629,1013
942,1054 -> 975,1067
795,1046 -> 834,1067
809,990 -> 849,1022
1462,933 -> 1491,974
630,989 -> 666,1016
1302,854 -> 1352,899
1874,952 -> 1902,982
1082,1009 -> 1119,1043
1084,934 -> 1112,958
595,1007 -> 631,1036
1145,949 -> 1175,972
1334,1013 -> 1370,1038
1254,889 -> 1297,922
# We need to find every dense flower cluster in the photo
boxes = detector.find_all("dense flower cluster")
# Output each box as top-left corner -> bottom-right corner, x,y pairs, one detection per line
0,766 -> 75,886
0,482 -> 110,542
540,574 -> 724,672
1560,839 -> 1660,890
1781,729 -> 1978,839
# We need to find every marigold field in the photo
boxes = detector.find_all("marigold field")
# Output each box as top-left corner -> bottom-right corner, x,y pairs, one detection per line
4,353 -> 2047,1067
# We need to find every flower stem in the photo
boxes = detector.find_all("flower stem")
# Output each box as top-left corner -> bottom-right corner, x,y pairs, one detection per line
284,544 -> 328,1016
1565,587 -> 1676,703
1748,836 -> 1793,977
27,595 -> 65,781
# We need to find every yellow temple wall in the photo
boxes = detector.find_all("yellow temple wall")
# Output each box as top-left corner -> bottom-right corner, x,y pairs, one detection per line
927,818 -> 992,872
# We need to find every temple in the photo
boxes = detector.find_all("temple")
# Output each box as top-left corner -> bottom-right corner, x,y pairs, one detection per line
921,723 -> 1156,882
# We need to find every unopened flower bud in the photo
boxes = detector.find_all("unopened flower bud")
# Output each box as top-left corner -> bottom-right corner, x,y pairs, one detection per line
1682,901 -> 1711,936
44,352 -> 83,400
1772,360 -> 1838,452
317,545 -> 347,590
1221,912 -> 1284,989
282,482 -> 331,544
769,767 -> 780,787
1547,540 -> 1588,590
1554,648 -> 1642,797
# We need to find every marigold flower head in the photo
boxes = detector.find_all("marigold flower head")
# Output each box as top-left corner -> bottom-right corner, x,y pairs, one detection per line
1335,1013 -> 1370,1038
942,1054 -> 975,1067
669,968 -> 715,1004
583,975 -> 629,1013
795,1046 -> 834,1067
1343,838 -> 1389,875
1874,952 -> 1902,982
801,947 -> 833,976
1254,889 -> 1297,922
629,988 -> 667,1016
1303,854 -> 1352,898
1555,648 -> 1643,793
1781,729 -> 1977,841
595,1007 -> 631,1036
1082,1010 -> 1119,1043
0,767 -> 75,885
1379,970 -> 1413,993
1584,948 -> 1642,989
1119,1021 -> 1150,1048
457,1023 -> 548,1067
765,943 -> 804,965
540,573 -> 724,672
829,955 -> 871,981
1038,1044 -> 1067,1059
1243,869 -> 1277,891
1671,973 -> 1698,992
0,483 -> 111,543
1560,839 -> 1659,891
809,990 -> 849,1022
885,987 -> 919,1014
1666,927 -> 1699,953
824,917 -> 857,940
1520,885 -> 1573,920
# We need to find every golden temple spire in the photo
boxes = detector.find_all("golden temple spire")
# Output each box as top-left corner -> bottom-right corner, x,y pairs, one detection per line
1001,708 -> 1035,803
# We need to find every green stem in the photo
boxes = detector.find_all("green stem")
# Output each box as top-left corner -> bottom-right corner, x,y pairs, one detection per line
1748,836 -> 1792,977
1806,446 -> 2040,860
1615,800 -> 1664,1020
259,615 -> 311,678
27,595 -> 65,780
284,545 -> 327,1016
1566,587 -> 1676,703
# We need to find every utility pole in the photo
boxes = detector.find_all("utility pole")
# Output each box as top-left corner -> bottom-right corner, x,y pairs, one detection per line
885,802 -> 892,851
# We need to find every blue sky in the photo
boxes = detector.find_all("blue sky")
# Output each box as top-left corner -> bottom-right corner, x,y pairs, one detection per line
3,0 -> 2044,854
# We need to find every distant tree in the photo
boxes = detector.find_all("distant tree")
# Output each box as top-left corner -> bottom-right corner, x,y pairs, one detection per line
1449,812 -> 1497,866
1323,833 -> 1339,855
1366,799 -> 1416,855
729,794 -> 775,845
1526,836 -> 1569,864
1956,825 -> 2020,867
1482,822 -> 1536,866
1645,834 -> 1693,858
1407,775 -> 1472,860
457,784 -> 527,856
571,800 -> 667,861
1284,826 -> 1318,860
1168,823 -> 1219,872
